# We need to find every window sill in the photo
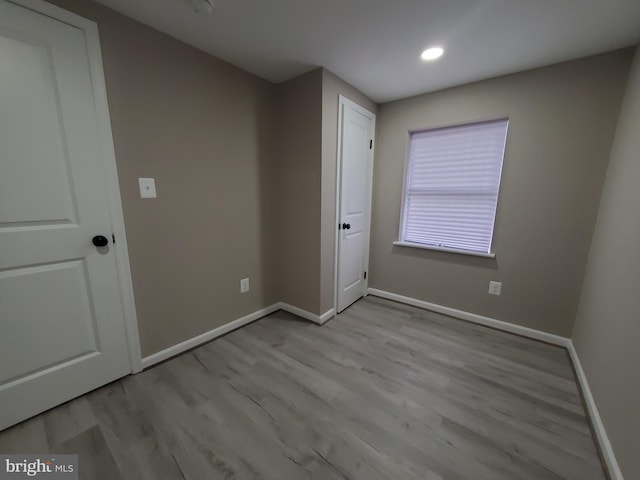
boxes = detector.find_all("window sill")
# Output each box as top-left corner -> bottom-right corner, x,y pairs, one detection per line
392,241 -> 496,258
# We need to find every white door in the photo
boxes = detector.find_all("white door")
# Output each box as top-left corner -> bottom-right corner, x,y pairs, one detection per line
0,0 -> 133,430
336,97 -> 376,313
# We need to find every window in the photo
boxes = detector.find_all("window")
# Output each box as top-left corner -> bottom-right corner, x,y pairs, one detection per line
397,118 -> 508,257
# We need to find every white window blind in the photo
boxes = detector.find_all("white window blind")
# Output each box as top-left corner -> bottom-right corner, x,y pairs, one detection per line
400,118 -> 508,255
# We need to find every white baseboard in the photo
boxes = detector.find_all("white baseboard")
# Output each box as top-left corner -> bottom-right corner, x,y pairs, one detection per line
367,288 -> 571,347
567,342 -> 624,480
278,302 -> 335,325
367,287 -> 622,480
141,303 -> 280,369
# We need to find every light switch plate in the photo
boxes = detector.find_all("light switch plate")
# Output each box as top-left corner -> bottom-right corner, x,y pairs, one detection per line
138,178 -> 157,198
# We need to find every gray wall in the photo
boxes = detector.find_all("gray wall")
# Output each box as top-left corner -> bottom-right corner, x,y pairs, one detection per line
370,50 -> 633,336
320,69 -> 377,314
275,70 -> 324,314
573,48 -> 640,480
46,0 -> 280,356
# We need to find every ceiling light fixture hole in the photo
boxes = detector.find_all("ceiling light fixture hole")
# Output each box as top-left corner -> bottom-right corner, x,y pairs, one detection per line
188,0 -> 214,15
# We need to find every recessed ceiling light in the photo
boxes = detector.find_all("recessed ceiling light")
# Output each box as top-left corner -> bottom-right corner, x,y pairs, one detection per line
421,47 -> 444,61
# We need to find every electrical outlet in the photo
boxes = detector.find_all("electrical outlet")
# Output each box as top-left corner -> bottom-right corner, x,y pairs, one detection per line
240,278 -> 250,293
488,281 -> 502,296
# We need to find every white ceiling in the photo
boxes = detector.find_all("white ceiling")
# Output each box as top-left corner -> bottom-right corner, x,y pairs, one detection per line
94,0 -> 640,103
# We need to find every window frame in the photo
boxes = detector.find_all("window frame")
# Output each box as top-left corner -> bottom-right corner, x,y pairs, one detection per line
395,117 -> 509,258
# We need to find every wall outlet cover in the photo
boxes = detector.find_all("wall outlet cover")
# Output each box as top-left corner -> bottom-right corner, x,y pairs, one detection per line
138,178 -> 157,198
489,281 -> 502,296
240,278 -> 250,293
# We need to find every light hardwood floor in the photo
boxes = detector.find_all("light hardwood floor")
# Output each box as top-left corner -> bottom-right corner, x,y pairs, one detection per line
0,296 -> 607,480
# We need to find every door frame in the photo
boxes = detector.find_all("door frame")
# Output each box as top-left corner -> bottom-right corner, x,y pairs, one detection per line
333,95 -> 376,314
10,0 -> 143,373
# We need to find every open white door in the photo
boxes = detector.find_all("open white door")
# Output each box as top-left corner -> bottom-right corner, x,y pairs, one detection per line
0,0 -> 137,430
336,97 -> 376,313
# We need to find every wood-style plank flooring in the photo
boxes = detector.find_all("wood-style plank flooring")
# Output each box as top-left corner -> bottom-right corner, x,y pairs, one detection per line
0,296 -> 607,479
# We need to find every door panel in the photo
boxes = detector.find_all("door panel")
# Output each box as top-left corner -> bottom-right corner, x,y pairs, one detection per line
0,34 -> 77,225
342,231 -> 363,290
337,100 -> 375,313
343,119 -> 368,219
0,261 -> 98,383
0,0 -> 131,430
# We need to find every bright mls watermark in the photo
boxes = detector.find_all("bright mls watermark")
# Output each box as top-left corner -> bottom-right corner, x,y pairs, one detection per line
0,455 -> 77,479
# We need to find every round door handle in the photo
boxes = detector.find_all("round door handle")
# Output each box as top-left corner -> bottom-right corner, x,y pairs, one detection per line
92,235 -> 109,247
342,223 -> 351,230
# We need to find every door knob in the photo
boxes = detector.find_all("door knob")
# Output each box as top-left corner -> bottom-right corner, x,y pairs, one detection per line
92,235 -> 109,247
342,223 -> 351,230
